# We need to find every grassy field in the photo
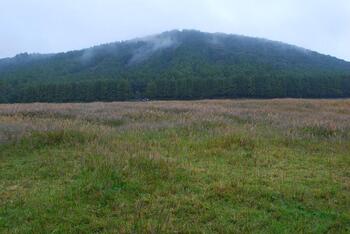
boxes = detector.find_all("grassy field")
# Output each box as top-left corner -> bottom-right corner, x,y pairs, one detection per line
0,99 -> 349,233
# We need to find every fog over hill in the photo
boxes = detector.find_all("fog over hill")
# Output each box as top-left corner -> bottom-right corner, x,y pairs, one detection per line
1,30 -> 350,103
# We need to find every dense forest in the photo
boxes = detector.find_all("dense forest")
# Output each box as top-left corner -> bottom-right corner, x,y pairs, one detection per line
1,30 -> 350,103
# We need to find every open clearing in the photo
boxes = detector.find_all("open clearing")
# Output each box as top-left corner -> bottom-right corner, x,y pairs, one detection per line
0,99 -> 349,233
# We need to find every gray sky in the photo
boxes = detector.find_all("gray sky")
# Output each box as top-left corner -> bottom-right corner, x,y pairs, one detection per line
1,0 -> 349,61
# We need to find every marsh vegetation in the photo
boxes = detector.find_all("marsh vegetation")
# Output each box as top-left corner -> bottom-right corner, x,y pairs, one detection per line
0,99 -> 349,233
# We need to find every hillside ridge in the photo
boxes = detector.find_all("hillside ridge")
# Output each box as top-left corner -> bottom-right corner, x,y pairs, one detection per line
0,30 -> 350,103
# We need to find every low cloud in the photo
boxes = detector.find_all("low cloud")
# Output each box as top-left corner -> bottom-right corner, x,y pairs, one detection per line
128,33 -> 179,65
0,0 -> 349,61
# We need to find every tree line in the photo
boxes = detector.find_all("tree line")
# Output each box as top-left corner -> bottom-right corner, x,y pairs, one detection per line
1,74 -> 349,103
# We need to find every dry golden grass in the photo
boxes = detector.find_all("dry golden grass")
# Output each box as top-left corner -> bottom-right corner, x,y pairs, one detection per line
1,99 -> 350,143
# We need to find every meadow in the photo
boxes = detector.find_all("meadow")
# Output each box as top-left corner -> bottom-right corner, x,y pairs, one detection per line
0,99 -> 349,233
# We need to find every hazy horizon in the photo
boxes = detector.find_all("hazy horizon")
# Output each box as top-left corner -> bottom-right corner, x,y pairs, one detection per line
1,0 -> 349,61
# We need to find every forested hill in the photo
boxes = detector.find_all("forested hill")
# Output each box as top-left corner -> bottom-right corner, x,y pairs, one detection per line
1,30 -> 350,103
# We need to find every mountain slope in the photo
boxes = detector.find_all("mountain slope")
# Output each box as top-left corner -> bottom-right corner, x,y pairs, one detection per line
1,30 -> 350,103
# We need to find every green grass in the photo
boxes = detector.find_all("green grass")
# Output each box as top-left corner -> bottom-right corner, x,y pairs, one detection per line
0,100 -> 349,233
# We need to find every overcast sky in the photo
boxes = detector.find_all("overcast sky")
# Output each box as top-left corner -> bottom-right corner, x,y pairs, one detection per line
0,0 -> 349,61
